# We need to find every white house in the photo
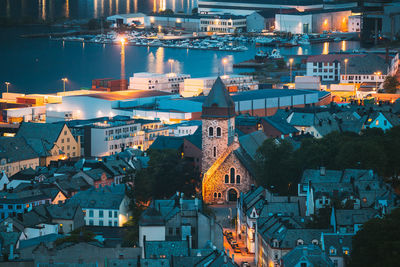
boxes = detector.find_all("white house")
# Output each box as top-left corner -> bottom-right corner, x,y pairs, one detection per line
69,185 -> 130,227
200,15 -> 247,33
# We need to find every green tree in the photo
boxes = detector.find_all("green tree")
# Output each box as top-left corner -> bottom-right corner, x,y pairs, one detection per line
133,149 -> 200,202
383,76 -> 399,93
255,139 -> 299,195
350,207 -> 400,267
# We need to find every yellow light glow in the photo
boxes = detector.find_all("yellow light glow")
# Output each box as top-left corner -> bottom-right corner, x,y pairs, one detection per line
289,58 -> 294,63
119,36 -> 126,45
176,18 -> 181,23
222,58 -> 228,65
324,19 -> 328,25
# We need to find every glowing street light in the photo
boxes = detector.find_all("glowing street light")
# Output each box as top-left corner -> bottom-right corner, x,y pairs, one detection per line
4,82 -> 10,93
344,58 -> 348,76
289,58 -> 294,83
119,36 -> 126,45
61,78 -> 68,92
374,71 -> 381,91
168,59 -> 174,73
222,58 -> 228,75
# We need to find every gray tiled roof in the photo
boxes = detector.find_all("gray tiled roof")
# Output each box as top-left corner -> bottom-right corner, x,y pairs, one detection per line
145,240 -> 189,258
69,184 -> 126,210
19,233 -> 64,249
262,116 -> 299,136
0,137 -> 38,163
257,216 -> 328,249
238,131 -> 268,160
345,54 -> 389,75
16,122 -> 65,157
335,208 -> 378,226
282,245 -> 334,267
150,136 -> 184,150
321,233 -> 353,258
202,77 -> 235,109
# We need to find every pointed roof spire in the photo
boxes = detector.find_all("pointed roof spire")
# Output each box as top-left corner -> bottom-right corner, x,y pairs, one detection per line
202,77 -> 235,118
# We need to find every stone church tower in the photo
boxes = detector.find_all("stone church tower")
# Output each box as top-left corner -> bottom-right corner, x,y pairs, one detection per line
201,77 -> 236,175
201,77 -> 254,204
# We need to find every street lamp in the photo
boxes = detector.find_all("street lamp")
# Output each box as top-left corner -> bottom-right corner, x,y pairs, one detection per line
289,58 -> 294,83
4,82 -> 10,93
61,78 -> 68,92
168,59 -> 174,73
344,58 -> 348,76
222,58 -> 228,76
374,71 -> 381,91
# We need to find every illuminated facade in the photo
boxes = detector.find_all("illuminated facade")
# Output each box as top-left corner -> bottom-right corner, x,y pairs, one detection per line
201,77 -> 254,204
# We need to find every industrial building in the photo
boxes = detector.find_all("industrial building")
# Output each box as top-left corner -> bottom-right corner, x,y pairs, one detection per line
130,89 -> 331,122
198,0 -> 324,16
46,90 -> 178,122
128,72 -> 191,93
182,75 -> 258,97
275,9 -> 352,34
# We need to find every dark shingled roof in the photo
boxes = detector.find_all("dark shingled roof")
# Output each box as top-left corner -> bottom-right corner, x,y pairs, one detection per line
16,122 -> 65,157
203,77 -> 234,109
149,136 -> 184,150
202,77 -> 236,118
0,137 -> 38,163
282,245 -> 334,267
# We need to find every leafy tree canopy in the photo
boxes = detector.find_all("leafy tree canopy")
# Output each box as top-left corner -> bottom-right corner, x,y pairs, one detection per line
350,207 -> 400,267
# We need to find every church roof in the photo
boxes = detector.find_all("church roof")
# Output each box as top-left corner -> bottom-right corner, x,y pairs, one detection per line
203,77 -> 234,109
202,77 -> 236,118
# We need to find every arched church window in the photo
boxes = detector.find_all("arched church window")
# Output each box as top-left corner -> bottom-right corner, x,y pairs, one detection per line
218,193 -> 221,198
216,127 -> 221,137
236,175 -> 241,184
230,168 -> 235,184
225,175 -> 229,184
214,192 -> 217,198
209,127 -> 214,137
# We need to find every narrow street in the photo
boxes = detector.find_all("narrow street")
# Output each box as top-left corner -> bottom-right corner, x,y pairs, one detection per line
210,204 -> 256,266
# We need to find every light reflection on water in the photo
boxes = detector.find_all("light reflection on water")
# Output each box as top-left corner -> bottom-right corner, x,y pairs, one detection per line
0,24 -> 361,93
0,0 -> 197,21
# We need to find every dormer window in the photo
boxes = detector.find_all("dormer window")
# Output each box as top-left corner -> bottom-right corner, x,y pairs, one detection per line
312,239 -> 318,245
297,239 -> 304,246
329,246 -> 337,255
343,247 -> 350,255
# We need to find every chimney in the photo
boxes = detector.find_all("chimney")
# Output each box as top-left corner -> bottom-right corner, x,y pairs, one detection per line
194,198 -> 199,211
6,222 -> 13,233
320,167 -> 326,176
8,245 -> 14,260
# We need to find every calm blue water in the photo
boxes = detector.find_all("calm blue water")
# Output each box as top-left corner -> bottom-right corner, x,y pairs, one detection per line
0,26 -> 361,94
0,0 -> 197,20
0,0 -> 361,94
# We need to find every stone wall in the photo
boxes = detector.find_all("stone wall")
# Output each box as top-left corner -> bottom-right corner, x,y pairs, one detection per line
203,150 -> 253,204
201,117 -> 235,174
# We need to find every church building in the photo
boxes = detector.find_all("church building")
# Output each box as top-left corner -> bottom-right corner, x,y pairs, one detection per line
201,77 -> 266,204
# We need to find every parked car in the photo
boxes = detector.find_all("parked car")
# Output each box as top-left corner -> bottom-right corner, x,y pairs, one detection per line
224,230 -> 232,236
